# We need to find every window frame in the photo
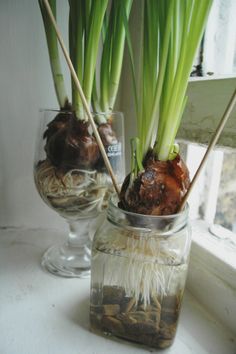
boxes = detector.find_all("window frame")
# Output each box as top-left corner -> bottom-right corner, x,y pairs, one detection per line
187,219 -> 236,334
177,77 -> 236,334
178,76 -> 236,149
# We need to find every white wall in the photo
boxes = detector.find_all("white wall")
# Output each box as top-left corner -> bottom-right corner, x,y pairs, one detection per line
0,0 -> 70,229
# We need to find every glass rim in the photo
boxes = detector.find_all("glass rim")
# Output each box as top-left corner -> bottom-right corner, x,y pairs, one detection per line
39,108 -> 70,113
109,194 -> 189,220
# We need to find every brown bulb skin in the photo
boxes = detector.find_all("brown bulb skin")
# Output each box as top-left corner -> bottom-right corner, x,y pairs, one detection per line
119,152 -> 190,216
44,112 -> 99,172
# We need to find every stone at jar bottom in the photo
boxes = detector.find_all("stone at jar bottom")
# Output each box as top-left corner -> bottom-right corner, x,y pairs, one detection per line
90,285 -> 183,349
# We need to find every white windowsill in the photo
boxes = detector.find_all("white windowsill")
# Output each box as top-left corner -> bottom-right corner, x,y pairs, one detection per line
189,74 -> 236,82
190,220 -> 236,278
0,227 -> 235,354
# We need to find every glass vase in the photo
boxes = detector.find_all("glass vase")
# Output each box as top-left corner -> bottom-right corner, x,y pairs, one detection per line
90,196 -> 191,349
34,110 -> 125,278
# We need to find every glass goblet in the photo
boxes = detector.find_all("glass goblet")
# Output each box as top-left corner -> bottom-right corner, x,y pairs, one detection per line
34,109 -> 125,278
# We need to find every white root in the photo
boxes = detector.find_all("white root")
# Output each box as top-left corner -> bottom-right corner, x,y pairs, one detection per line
34,159 -> 113,216
93,229 -> 188,307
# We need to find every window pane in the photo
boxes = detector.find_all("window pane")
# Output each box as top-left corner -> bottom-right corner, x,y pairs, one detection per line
182,142 -> 236,243
215,150 -> 236,233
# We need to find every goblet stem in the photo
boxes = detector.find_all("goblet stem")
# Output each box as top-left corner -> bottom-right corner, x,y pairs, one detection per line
67,219 -> 91,248
41,218 -> 92,278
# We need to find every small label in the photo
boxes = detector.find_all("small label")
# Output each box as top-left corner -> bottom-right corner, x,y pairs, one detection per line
107,142 -> 122,157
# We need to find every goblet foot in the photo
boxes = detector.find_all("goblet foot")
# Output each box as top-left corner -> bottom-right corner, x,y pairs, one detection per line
41,242 -> 91,278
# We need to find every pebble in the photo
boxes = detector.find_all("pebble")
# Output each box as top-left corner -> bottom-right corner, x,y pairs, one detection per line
120,297 -> 136,313
102,286 -> 125,304
101,316 -> 125,334
102,304 -> 120,316
90,285 -> 182,349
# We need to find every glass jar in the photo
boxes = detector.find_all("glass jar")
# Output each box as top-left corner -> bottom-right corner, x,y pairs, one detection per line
90,196 -> 191,349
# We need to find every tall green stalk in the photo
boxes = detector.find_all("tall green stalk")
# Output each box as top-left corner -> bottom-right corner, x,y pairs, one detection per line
40,0 -> 133,121
39,0 -> 69,109
156,0 -> 212,161
83,0 -> 109,110
108,0 -> 133,110
127,0 -> 212,174
69,0 -> 84,118
96,0 -> 133,114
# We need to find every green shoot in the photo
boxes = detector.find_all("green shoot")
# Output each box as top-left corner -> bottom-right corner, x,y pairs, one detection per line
39,0 -> 69,109
69,0 -> 84,118
40,0 -> 133,121
126,0 -> 212,175
83,0 -> 109,110
96,0 -> 133,114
